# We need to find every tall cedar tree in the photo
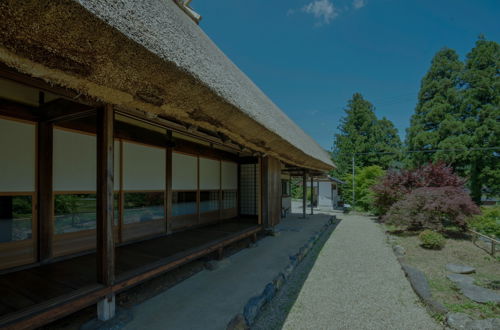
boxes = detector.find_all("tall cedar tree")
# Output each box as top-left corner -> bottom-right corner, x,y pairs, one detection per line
462,37 -> 500,202
406,48 -> 464,168
332,93 -> 401,177
372,117 -> 403,168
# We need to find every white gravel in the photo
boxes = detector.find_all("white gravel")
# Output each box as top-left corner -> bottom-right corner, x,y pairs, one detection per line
282,214 -> 441,330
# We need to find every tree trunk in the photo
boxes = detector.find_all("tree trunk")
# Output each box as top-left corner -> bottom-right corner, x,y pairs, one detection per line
470,159 -> 482,205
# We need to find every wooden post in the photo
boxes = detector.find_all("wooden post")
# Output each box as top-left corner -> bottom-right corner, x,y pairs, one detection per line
237,162 -> 241,218
166,130 -> 173,234
38,121 -> 53,262
310,175 -> 314,215
257,159 -> 262,225
301,170 -> 307,219
96,104 -> 115,287
219,159 -> 222,222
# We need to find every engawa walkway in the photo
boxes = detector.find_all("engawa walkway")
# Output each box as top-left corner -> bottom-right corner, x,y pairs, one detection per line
283,214 -> 440,330
121,214 -> 332,330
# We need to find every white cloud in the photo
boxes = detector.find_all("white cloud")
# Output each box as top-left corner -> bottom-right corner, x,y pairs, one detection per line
352,0 -> 366,10
301,0 -> 339,25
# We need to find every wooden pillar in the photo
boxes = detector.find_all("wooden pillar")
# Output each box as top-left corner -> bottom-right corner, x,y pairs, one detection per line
96,104 -> 115,287
257,159 -> 262,225
301,170 -> 307,219
38,121 -> 53,262
237,162 -> 241,218
217,247 -> 224,260
166,130 -> 173,234
310,175 -> 314,215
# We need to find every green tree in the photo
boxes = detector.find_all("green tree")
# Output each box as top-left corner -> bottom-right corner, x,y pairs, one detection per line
342,165 -> 385,211
461,37 -> 500,203
406,48 -> 465,168
333,93 -> 378,177
371,117 -> 403,168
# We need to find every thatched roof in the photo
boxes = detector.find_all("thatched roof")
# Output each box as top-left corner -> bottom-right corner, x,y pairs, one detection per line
0,0 -> 334,171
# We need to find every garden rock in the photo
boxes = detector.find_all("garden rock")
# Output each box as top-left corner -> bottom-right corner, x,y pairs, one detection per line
243,295 -> 265,325
272,274 -> 285,291
447,274 -> 475,286
401,263 -> 447,314
467,318 -> 500,330
446,312 -> 472,329
447,274 -> 500,304
446,264 -> 476,274
447,313 -> 500,330
393,245 -> 406,257
226,314 -> 248,330
459,284 -> 500,304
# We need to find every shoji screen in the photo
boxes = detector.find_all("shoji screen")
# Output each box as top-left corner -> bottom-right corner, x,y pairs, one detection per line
0,117 -> 36,269
240,164 -> 259,216
199,158 -> 220,218
122,141 -> 166,241
53,128 -> 96,192
172,152 -> 197,191
53,128 -> 98,256
122,141 -> 165,191
0,118 -> 36,192
221,161 -> 238,219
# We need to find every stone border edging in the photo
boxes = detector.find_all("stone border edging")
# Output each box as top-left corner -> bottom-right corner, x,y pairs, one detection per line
400,263 -> 448,315
226,216 -> 339,330
386,233 -> 448,315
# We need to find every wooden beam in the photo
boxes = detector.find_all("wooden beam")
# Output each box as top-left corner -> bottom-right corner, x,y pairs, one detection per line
44,109 -> 96,124
0,63 -> 99,107
96,104 -> 115,286
0,285 -> 109,330
0,98 -> 39,121
38,122 -> 54,262
113,226 -> 262,292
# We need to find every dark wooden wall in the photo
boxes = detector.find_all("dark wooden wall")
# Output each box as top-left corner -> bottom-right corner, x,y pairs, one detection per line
262,156 -> 282,227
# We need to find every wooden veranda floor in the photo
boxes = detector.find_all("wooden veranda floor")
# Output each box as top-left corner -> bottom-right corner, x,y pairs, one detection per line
0,220 -> 260,327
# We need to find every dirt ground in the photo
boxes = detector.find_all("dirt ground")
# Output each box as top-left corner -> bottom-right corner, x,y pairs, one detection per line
387,229 -> 500,319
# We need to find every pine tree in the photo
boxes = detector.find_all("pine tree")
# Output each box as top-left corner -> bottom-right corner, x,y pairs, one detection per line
332,93 -> 377,177
462,37 -> 500,203
406,48 -> 464,167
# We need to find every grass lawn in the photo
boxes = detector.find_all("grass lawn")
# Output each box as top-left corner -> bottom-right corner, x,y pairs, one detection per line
385,227 -> 500,319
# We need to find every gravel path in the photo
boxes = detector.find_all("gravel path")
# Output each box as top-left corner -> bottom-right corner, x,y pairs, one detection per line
281,214 -> 440,330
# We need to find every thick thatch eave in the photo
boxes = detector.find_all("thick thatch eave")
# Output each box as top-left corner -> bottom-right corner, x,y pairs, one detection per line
0,0 -> 334,171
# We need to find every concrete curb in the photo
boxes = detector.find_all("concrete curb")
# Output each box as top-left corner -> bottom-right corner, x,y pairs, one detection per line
226,216 -> 339,330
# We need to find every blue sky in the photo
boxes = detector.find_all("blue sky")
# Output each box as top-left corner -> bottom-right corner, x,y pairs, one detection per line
192,0 -> 500,151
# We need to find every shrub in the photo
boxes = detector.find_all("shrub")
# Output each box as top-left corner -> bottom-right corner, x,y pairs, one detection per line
419,230 -> 446,249
342,165 -> 385,212
469,206 -> 500,238
383,186 -> 480,232
372,162 -> 465,215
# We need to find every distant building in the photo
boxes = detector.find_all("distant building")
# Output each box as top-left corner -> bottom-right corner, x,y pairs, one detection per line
307,176 -> 346,209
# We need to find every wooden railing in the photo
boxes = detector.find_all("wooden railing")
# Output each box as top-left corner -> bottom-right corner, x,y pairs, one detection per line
469,229 -> 499,256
